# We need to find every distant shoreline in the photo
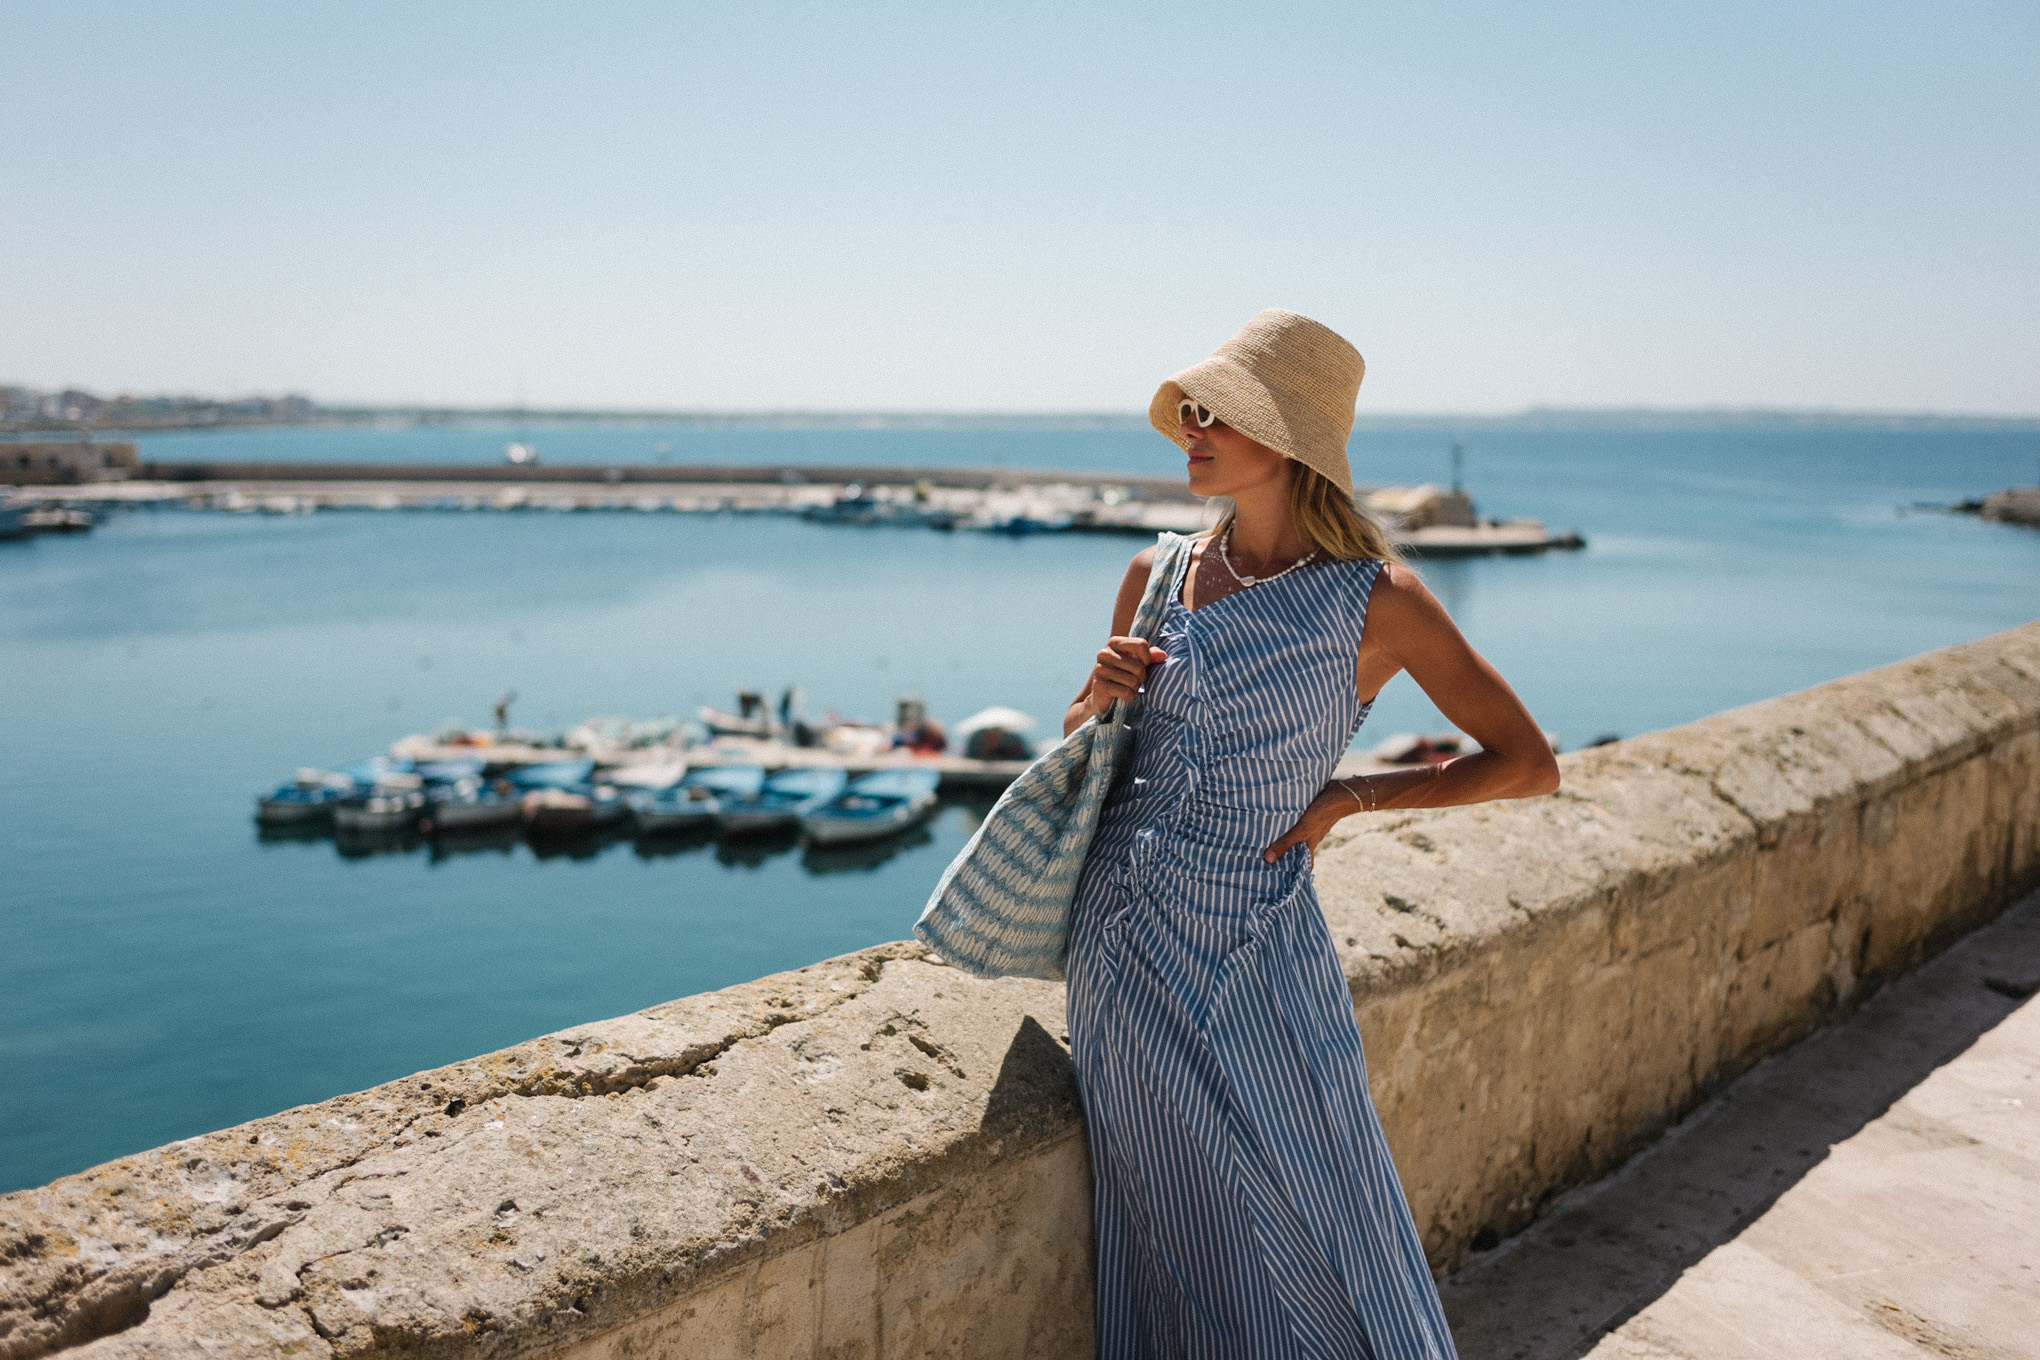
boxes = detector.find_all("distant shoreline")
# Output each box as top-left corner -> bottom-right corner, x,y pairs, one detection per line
5,406 -> 2039,437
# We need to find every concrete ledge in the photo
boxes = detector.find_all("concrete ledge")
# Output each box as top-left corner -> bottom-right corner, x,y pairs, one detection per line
4,622 -> 2036,1360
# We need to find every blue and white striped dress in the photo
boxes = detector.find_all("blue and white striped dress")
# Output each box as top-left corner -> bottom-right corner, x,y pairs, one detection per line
1067,547 -> 1458,1360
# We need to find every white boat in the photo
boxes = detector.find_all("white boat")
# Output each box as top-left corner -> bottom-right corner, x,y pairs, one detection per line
602,761 -> 687,790
718,767 -> 848,836
698,705 -> 774,739
504,441 -> 539,465
802,768 -> 940,845
631,766 -> 763,834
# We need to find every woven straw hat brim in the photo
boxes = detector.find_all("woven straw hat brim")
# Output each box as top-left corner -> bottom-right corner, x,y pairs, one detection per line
1147,309 -> 1364,496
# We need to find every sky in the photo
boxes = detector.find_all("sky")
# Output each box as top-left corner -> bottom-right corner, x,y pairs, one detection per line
4,1 -> 2036,414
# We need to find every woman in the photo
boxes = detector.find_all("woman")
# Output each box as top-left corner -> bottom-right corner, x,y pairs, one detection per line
1064,310 -> 1558,1359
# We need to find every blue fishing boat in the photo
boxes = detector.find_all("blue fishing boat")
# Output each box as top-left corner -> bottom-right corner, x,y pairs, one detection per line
507,759 -> 596,790
718,767 -> 849,836
422,775 -> 522,833
254,767 -> 358,824
332,771 -> 428,832
631,765 -> 765,835
519,779 -> 627,834
802,767 -> 940,845
415,757 -> 487,784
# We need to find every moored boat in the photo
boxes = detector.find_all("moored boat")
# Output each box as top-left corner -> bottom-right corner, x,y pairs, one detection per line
801,768 -> 940,845
415,756 -> 486,785
422,776 -> 522,833
603,761 -> 687,791
630,765 -> 764,834
717,766 -> 848,837
507,759 -> 596,790
332,772 -> 428,832
255,767 -> 357,824
519,781 -> 627,834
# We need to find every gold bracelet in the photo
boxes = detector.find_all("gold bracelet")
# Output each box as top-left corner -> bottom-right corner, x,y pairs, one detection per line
1341,776 -> 1378,812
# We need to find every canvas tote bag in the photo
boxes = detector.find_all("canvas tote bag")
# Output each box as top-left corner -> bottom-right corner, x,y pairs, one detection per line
915,532 -> 1191,979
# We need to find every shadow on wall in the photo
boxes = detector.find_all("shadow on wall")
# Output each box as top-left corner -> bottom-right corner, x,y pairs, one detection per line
982,1015 -> 1080,1133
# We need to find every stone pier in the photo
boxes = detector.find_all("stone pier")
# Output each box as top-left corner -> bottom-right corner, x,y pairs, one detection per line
2,623 -> 2035,1360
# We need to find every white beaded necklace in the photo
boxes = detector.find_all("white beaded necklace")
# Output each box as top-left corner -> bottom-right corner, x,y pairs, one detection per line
1216,525 -> 1318,589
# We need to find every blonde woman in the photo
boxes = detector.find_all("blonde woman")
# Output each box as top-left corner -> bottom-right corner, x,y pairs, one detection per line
1062,311 -> 1558,1359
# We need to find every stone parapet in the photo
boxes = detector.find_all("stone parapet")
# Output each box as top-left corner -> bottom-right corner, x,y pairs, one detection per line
3,622 -> 2036,1360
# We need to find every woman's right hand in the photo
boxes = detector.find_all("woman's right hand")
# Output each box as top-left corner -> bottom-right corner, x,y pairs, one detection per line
1081,636 -> 1168,721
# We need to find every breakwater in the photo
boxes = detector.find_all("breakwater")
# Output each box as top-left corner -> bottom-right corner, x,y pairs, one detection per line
12,460 -> 1585,553
5,622 -> 2034,1360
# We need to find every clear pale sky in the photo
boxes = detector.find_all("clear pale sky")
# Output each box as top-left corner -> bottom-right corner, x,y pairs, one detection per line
5,1 -> 2035,413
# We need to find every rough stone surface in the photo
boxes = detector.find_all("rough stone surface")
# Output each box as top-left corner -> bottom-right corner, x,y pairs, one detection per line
3,621 -> 2036,1360
1440,886 -> 2040,1359
1583,942 -> 2040,1358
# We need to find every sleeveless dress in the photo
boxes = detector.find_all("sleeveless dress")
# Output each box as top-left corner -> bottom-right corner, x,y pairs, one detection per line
1066,548 -> 1458,1360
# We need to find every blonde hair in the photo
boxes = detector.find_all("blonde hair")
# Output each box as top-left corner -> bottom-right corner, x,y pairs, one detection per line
1208,464 -> 1403,565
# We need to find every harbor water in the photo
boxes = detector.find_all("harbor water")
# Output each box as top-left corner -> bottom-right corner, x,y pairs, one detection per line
4,419 -> 2037,1192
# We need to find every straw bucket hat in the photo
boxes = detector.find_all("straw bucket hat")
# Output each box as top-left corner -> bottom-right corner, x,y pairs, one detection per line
1148,309 -> 1366,495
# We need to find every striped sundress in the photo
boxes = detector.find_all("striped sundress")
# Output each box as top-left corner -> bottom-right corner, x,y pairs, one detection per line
1066,547 -> 1458,1360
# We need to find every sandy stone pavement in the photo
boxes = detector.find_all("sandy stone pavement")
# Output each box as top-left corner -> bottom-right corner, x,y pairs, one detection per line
1444,890 -> 2040,1359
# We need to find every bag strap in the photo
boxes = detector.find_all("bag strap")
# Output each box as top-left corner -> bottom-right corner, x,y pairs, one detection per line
1101,533 -> 1192,727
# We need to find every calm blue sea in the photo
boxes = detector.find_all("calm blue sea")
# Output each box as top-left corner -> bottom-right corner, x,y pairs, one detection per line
3,418 -> 2035,1192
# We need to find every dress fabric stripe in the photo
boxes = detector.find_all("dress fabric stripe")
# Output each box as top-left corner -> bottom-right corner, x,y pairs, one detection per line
1067,551 -> 1459,1360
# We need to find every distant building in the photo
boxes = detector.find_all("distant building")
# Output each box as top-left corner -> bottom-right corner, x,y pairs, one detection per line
1,441 -> 138,485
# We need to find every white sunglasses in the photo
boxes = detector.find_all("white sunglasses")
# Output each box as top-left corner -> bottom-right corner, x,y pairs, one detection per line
1177,399 -> 1218,429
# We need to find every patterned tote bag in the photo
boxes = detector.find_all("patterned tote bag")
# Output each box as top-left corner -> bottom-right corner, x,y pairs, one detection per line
915,533 -> 1191,979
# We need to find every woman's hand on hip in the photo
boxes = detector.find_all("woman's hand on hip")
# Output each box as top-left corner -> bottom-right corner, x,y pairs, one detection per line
1085,637 -> 1167,716
1262,783 -> 1355,865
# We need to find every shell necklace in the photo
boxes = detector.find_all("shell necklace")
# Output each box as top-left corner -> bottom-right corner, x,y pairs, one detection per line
1217,525 -> 1318,588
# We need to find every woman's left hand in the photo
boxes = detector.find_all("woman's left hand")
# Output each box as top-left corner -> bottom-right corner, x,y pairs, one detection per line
1262,783 -> 1354,865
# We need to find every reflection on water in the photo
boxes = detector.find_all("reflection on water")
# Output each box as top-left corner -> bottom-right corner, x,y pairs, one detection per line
427,825 -> 525,862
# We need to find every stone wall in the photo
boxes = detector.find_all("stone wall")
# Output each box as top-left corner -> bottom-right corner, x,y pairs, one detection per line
1,442 -> 137,485
4,622 -> 2036,1360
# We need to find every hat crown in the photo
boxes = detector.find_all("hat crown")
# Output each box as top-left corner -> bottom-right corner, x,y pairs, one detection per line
1212,309 -> 1365,441
1149,309 -> 1366,494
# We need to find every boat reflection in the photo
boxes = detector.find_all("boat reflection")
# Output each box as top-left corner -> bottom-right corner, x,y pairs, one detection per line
426,824 -> 524,862
713,826 -> 802,869
332,826 -> 424,860
629,826 -> 719,860
801,821 -> 934,875
524,824 -> 633,862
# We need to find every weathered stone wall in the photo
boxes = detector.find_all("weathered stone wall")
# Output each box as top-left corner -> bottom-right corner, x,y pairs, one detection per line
4,623 -> 2036,1360
1,442 -> 137,485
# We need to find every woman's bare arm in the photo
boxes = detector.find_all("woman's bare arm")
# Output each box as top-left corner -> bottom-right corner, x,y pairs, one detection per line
1063,547 -> 1165,737
1263,562 -> 1559,861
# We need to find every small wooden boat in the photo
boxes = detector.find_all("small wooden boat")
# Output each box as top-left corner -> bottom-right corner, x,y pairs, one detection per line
603,761 -> 687,790
519,782 -> 627,834
254,768 -> 356,824
422,776 -> 521,833
631,765 -> 763,834
718,767 -> 848,837
802,768 -> 940,845
23,507 -> 94,534
507,759 -> 596,790
332,773 -> 428,832
698,706 -> 774,739
415,757 -> 487,785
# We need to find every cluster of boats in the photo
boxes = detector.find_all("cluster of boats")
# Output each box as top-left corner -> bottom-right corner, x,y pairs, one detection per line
256,756 -> 942,846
